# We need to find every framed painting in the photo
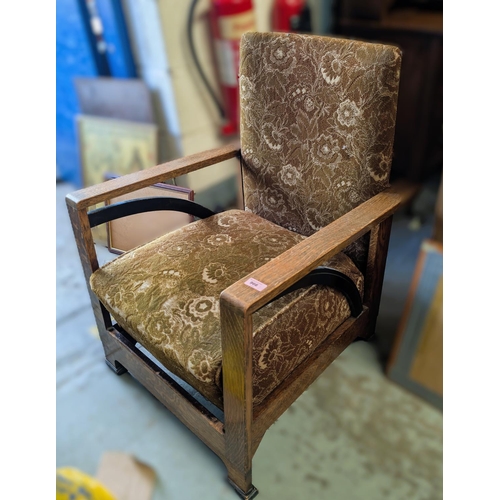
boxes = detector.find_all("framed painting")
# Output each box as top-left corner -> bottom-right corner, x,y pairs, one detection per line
77,114 -> 158,188
77,115 -> 158,245
105,173 -> 195,255
386,239 -> 443,410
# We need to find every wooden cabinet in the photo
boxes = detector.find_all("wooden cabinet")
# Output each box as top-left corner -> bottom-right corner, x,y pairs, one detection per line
335,6 -> 443,183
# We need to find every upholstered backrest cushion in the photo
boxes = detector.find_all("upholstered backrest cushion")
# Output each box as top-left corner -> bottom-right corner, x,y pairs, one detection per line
239,32 -> 401,269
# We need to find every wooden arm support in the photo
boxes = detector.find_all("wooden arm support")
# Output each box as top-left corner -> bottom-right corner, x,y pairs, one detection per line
220,183 -> 414,317
66,141 -> 240,210
219,182 -> 415,484
65,141 -> 241,362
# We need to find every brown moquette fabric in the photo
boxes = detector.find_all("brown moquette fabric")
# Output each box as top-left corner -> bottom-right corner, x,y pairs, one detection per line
89,32 -> 401,409
90,210 -> 363,408
239,32 -> 401,269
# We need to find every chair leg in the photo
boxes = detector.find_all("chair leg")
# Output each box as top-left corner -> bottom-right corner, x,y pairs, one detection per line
227,464 -> 258,499
356,317 -> 378,342
220,304 -> 258,498
355,329 -> 376,342
99,325 -> 128,375
105,357 -> 128,375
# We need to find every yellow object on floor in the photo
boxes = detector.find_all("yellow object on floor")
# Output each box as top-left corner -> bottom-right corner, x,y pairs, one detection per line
56,467 -> 116,500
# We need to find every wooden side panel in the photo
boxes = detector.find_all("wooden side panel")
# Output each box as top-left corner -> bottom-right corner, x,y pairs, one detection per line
106,181 -> 194,254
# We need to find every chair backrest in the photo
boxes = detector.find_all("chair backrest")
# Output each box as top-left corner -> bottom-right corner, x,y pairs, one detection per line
239,32 -> 402,270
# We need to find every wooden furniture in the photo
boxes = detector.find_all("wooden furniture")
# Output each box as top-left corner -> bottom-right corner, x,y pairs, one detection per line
335,3 -> 443,183
104,173 -> 194,255
432,176 -> 443,243
66,32 -> 411,498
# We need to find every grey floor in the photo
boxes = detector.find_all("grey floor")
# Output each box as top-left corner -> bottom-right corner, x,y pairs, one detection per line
56,179 -> 443,500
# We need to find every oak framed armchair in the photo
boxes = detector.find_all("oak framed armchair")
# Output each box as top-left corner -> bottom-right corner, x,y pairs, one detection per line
66,32 -> 407,499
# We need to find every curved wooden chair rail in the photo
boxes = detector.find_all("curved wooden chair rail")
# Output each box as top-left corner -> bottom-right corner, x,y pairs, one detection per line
88,195 -> 363,317
88,196 -> 216,227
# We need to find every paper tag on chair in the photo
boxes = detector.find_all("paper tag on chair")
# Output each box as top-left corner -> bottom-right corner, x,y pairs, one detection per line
245,278 -> 267,291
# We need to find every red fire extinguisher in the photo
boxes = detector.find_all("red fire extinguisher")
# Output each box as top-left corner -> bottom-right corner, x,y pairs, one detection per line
210,0 -> 256,135
188,0 -> 256,137
272,0 -> 306,32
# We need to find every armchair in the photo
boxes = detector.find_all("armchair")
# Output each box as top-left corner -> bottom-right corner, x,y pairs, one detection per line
66,32 -> 406,499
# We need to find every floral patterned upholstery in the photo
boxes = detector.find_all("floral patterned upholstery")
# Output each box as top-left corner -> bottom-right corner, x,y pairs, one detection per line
90,32 -> 402,410
239,32 -> 401,269
90,210 -> 363,407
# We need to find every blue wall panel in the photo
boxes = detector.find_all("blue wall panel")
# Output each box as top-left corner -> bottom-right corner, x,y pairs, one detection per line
57,0 -> 137,186
95,0 -> 137,78
56,0 -> 98,186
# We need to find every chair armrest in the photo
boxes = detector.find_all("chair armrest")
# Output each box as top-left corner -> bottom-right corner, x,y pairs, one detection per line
219,182 -> 415,443
66,141 -> 240,210
221,183 -> 416,317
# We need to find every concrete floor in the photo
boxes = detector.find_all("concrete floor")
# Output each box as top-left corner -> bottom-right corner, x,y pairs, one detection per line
56,180 -> 443,500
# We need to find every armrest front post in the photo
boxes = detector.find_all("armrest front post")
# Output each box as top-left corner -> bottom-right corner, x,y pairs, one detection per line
220,297 -> 254,494
222,186 -> 407,316
65,142 -> 241,362
66,204 -> 112,336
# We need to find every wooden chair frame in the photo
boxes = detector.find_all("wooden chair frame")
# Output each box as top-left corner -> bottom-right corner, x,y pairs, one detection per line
66,142 -> 413,499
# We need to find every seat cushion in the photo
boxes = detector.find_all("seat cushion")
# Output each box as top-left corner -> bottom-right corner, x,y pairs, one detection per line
90,210 -> 363,408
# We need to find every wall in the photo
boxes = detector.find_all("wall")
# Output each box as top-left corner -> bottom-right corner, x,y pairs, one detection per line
121,0 -> 183,165
56,0 -> 99,185
154,0 -> 273,210
57,0 -> 140,186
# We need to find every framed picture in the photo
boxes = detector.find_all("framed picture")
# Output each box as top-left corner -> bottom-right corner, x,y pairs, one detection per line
386,239 -> 443,410
77,114 -> 158,188
77,115 -> 158,245
105,174 -> 195,255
